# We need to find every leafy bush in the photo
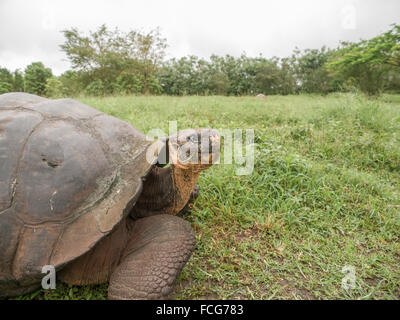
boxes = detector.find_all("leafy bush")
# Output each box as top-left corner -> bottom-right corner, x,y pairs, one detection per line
112,72 -> 143,95
148,76 -> 162,95
85,79 -> 104,96
0,81 -> 12,94
45,77 -> 65,98
59,70 -> 82,96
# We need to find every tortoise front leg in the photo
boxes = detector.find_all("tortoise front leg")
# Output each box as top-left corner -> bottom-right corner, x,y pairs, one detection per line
108,215 -> 195,300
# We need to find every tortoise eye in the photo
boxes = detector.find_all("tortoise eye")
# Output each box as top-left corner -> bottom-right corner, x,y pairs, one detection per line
171,143 -> 179,150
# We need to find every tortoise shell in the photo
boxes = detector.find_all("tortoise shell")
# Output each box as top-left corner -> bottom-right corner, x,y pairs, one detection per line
0,93 -> 157,291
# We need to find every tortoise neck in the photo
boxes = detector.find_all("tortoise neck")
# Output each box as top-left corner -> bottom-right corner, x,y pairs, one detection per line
131,166 -> 174,218
130,165 -> 200,218
170,165 -> 201,214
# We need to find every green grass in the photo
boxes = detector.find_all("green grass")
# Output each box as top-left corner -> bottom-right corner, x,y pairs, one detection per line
14,93 -> 400,300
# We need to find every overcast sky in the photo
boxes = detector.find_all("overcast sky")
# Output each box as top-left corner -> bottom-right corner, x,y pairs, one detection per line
0,0 -> 399,75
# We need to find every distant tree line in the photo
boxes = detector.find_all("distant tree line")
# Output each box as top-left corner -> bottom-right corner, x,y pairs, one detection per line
1,24 -> 399,97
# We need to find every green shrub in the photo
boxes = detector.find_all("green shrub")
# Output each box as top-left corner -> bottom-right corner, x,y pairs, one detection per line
45,77 -> 65,98
85,80 -> 104,96
113,72 -> 143,95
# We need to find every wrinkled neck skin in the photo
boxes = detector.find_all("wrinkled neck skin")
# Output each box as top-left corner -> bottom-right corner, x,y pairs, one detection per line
170,164 -> 201,214
131,165 -> 200,219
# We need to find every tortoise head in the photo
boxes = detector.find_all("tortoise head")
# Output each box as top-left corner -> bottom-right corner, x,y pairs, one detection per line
168,128 -> 220,172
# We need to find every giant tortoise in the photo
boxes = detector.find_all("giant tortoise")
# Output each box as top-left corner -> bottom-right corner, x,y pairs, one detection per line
0,92 -> 220,299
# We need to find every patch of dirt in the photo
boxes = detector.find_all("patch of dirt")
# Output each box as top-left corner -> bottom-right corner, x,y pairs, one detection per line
278,278 -> 316,300
233,224 -> 267,241
364,277 -> 380,286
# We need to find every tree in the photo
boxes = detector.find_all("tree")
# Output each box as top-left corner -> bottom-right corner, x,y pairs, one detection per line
13,70 -> 24,92
157,56 -> 210,95
253,58 -> 281,95
60,24 -> 167,94
0,67 -> 13,94
157,54 -> 299,96
24,62 -> 52,96
327,24 -> 400,95
291,47 -> 340,94
208,71 -> 230,95
275,57 -> 298,95
134,27 -> 167,94
113,71 -> 143,94
59,70 -> 82,96
85,79 -> 104,96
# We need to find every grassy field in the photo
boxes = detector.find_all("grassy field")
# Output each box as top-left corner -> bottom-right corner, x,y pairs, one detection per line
16,93 -> 400,300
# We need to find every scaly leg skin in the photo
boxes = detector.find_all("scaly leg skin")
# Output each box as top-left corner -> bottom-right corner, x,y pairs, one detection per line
108,215 -> 195,300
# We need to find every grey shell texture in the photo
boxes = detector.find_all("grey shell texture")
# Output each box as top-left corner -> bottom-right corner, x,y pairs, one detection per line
0,92 -> 157,292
